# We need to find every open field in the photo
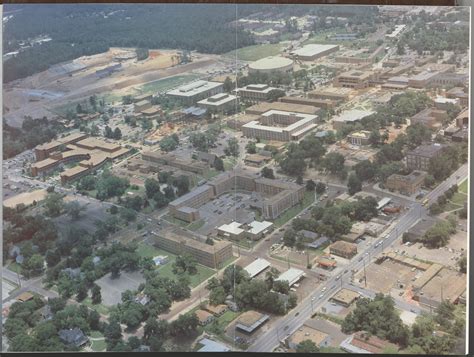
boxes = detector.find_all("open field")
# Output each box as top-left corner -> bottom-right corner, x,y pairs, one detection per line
139,74 -> 201,95
136,243 -> 216,288
3,189 -> 47,209
459,179 -> 468,194
224,43 -> 283,61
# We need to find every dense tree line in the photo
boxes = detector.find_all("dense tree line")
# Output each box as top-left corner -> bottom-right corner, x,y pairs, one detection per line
342,294 -> 464,354
3,117 -> 64,159
3,4 -> 256,82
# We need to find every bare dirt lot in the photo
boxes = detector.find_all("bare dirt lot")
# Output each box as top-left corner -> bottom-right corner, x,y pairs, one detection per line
354,260 -> 419,294
96,271 -> 146,306
4,47 -> 221,127
3,189 -> 47,208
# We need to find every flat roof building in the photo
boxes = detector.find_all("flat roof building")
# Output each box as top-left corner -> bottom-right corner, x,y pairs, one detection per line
152,227 -> 233,269
290,44 -> 339,61
218,221 -> 246,240
242,110 -> 318,142
197,338 -> 230,352
386,170 -> 427,195
410,107 -> 447,130
347,130 -> 371,146
197,93 -> 238,113
308,87 -> 352,102
279,96 -> 336,109
406,143 -> 444,171
275,268 -> 305,287
245,101 -> 320,116
233,84 -> 279,103
244,258 -> 271,279
332,109 -> 375,130
329,241 -> 357,259
287,326 -> 331,350
236,311 -> 270,334
330,288 -> 360,307
167,80 -> 224,105
334,70 -> 374,89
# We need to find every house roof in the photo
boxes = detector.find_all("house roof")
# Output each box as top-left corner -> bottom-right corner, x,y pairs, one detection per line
58,328 -> 89,347
17,292 -> 34,302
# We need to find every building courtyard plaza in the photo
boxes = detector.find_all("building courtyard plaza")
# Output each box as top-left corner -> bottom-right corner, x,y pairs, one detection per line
1,3 -> 469,355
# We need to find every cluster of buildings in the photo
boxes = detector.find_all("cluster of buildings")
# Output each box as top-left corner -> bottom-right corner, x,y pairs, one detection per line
169,170 -> 305,223
217,220 -> 274,241
32,133 -> 129,183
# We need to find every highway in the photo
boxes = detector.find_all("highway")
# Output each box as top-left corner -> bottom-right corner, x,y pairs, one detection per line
248,164 -> 468,352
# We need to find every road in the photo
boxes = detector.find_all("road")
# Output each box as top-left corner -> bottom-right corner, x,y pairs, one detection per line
248,165 -> 468,352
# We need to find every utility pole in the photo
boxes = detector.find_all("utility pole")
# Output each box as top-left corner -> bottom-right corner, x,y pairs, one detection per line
287,253 -> 290,269
363,260 -> 367,288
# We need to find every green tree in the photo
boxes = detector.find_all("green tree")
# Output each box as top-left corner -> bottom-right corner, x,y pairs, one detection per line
246,141 -> 257,154
159,135 -> 179,152
296,339 -> 319,353
224,137 -> 240,157
145,178 -> 161,198
322,152 -> 345,175
44,193 -> 64,217
214,157 -> 225,171
348,173 -> 362,195
65,201 -> 85,220
261,167 -> 275,179
91,284 -> 102,304
283,228 -> 296,247
315,182 -> 326,195
209,286 -> 226,305
306,179 -> 316,191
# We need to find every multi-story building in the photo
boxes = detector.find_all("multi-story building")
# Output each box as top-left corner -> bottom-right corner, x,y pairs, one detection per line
455,108 -> 469,128
245,101 -> 320,116
168,170 -> 304,222
197,93 -> 238,113
290,44 -> 339,61
233,84 -> 279,103
385,170 -> 427,195
152,227 -> 233,269
333,70 -> 374,89
446,87 -> 469,107
410,108 -> 447,130
279,96 -> 336,109
141,152 -> 209,175
308,87 -> 352,102
332,109 -> 375,130
242,110 -> 318,142
406,143 -> 444,171
167,80 -> 224,105
35,132 -> 87,161
347,130 -> 371,146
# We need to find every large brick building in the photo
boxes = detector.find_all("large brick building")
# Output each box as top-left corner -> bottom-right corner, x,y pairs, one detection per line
406,144 -> 444,171
385,170 -> 427,195
152,227 -> 233,269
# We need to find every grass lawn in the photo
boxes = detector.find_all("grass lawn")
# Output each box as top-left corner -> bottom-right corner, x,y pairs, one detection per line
7,261 -> 22,274
202,169 -> 220,180
450,191 -> 467,205
91,339 -> 107,352
83,297 -> 110,316
459,179 -> 468,194
140,74 -> 201,94
136,242 -> 169,259
157,262 -> 215,288
187,219 -> 205,231
273,191 -> 315,227
162,214 -> 189,227
204,310 -> 240,333
223,157 -> 238,171
224,43 -> 283,61
90,330 -> 104,339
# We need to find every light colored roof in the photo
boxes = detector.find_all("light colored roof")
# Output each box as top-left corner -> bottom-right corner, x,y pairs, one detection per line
198,338 -> 230,352
289,326 -> 330,347
198,93 -> 237,106
61,165 -> 89,178
249,56 -> 293,71
135,99 -> 150,107
332,109 -> 375,123
248,220 -> 273,235
167,80 -> 223,97
275,268 -> 305,286
244,258 -> 271,278
291,44 -> 339,57
218,221 -> 245,235
17,292 -> 34,302
377,197 -> 392,209
236,311 -> 269,332
31,157 -> 58,169
331,288 -> 360,305
195,309 -> 213,322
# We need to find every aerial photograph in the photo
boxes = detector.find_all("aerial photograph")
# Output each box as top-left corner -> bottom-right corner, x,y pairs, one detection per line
1,3 -> 469,354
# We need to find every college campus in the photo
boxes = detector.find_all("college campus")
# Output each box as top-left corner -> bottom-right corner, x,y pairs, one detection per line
1,4 -> 469,354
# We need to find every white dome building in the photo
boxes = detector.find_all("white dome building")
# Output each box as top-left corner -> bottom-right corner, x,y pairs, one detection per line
248,56 -> 294,74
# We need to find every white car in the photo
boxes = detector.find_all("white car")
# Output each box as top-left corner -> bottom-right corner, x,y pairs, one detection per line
319,294 -> 324,299
322,287 -> 327,292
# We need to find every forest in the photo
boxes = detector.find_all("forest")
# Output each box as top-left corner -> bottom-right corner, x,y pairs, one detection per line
3,4 -> 256,82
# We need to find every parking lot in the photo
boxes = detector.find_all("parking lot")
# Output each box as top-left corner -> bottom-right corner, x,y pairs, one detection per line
196,192 -> 259,236
96,270 -> 146,306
